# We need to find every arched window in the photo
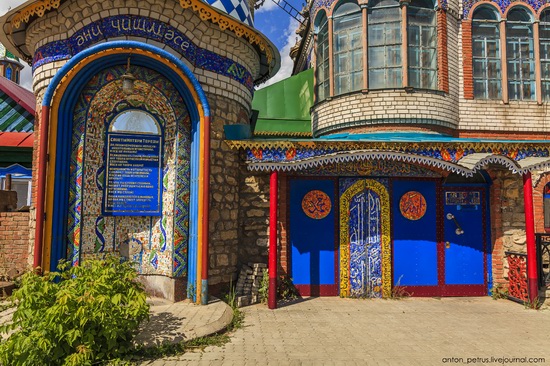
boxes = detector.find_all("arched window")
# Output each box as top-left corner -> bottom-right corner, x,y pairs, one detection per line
109,110 -> 161,135
506,7 -> 535,100
5,66 -> 12,81
368,0 -> 401,89
472,6 -> 501,99
333,0 -> 363,95
15,70 -> 19,84
408,0 -> 437,89
315,11 -> 330,101
540,9 -> 550,100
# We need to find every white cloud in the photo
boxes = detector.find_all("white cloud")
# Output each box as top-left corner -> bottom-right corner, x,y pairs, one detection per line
1,0 -> 33,91
0,0 -> 27,16
255,0 -> 279,14
257,19 -> 299,89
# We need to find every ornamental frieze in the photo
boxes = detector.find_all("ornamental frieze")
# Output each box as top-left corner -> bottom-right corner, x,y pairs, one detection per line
32,15 -> 254,93
463,0 -> 550,18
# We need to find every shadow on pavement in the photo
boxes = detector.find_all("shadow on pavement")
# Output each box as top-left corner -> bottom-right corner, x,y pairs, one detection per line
134,311 -> 187,348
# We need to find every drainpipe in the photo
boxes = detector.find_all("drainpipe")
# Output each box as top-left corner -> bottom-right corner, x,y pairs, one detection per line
268,170 -> 278,309
523,172 -> 539,303
201,116 -> 211,305
34,105 -> 50,270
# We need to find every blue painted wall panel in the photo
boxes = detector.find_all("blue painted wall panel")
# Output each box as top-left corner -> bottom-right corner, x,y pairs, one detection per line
392,180 -> 438,286
290,179 -> 336,286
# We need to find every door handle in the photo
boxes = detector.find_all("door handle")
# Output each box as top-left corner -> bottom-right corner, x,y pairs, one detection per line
445,241 -> 451,249
446,213 -> 464,235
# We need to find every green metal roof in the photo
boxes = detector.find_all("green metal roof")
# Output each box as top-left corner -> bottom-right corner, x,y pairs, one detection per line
252,68 -> 313,137
0,90 -> 34,132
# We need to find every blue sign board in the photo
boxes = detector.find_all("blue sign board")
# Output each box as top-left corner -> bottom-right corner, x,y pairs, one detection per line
103,133 -> 162,216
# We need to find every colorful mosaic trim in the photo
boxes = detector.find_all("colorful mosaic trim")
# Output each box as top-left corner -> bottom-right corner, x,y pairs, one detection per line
174,116 -> 191,277
32,15 -> 254,93
68,65 -> 191,276
245,145 -> 549,164
67,94 -> 87,266
339,179 -> 391,299
237,143 -> 550,175
463,0 -> 549,18
11,0 -> 273,68
297,160 -> 441,177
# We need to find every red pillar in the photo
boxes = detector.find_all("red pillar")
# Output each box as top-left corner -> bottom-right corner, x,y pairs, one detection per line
523,172 -> 539,302
269,170 -> 278,309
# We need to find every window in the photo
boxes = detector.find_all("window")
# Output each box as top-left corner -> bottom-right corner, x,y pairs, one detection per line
408,0 -> 437,89
315,11 -> 330,101
472,6 -> 501,99
540,9 -> 550,100
506,7 -> 535,100
5,66 -> 12,81
333,0 -> 363,95
109,110 -> 160,134
1,177 -> 31,208
368,0 -> 402,89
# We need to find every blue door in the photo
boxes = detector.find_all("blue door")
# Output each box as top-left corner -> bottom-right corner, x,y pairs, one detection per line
289,179 -> 338,296
442,189 -> 487,296
392,180 -> 439,295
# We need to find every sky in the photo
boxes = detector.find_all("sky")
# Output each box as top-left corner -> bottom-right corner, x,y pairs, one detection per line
0,0 -> 302,91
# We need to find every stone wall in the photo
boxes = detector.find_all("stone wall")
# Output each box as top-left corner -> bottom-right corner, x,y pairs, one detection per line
489,169 -> 526,287
0,212 -> 31,279
237,166 -> 270,266
207,93 -> 250,292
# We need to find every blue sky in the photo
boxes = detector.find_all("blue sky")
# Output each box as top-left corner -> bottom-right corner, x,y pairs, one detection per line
254,0 -> 303,87
1,0 -> 302,90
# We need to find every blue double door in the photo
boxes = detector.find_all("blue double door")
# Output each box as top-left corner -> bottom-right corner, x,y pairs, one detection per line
393,180 -> 488,296
289,178 -> 488,297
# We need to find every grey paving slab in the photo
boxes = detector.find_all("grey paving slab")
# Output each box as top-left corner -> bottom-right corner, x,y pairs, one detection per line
133,297 -> 233,347
142,297 -> 550,365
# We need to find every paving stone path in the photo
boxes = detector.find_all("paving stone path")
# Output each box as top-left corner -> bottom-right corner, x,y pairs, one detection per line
141,297 -> 550,366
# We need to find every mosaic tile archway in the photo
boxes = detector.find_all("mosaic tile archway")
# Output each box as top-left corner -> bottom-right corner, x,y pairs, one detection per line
339,178 -> 391,298
68,65 -> 191,277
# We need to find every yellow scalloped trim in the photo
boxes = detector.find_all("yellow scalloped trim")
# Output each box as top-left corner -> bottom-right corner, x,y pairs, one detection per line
12,0 -> 61,29
178,0 -> 273,64
11,0 -> 273,66
224,139 -> 550,152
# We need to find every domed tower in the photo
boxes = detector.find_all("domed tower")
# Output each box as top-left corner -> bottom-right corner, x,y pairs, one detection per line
0,42 -> 23,84
0,0 -> 279,304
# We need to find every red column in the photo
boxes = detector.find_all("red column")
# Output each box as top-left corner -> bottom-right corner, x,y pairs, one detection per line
523,172 -> 539,302
269,170 -> 278,310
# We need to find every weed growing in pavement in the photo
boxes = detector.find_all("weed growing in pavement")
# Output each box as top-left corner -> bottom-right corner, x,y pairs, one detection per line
389,276 -> 411,299
490,283 -> 508,300
277,275 -> 299,301
259,269 -> 269,304
524,296 -> 541,310
224,280 -> 244,331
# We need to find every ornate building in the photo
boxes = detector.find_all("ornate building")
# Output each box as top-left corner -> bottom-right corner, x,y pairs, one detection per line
1,0 -> 549,306
227,0 -> 550,306
0,0 -> 279,303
